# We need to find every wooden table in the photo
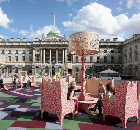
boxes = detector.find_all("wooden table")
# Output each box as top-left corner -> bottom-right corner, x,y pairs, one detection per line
78,98 -> 99,115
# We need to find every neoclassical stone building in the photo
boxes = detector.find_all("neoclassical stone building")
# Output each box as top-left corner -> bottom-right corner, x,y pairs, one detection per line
0,27 -> 140,79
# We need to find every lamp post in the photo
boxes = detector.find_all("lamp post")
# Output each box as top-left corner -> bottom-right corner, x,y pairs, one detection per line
69,31 -> 99,101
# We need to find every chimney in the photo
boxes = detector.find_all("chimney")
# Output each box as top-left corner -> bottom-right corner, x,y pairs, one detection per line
17,38 -> 20,41
113,37 -> 118,41
7,39 -> 10,41
0,38 -> 2,41
11,38 -> 15,41
23,38 -> 27,41
106,39 -> 110,41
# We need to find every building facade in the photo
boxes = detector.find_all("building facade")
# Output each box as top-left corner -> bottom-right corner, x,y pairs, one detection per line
0,27 -> 140,79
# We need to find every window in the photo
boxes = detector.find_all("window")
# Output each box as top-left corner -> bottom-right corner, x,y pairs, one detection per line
135,45 -> 137,49
29,56 -> 32,61
46,57 -> 49,63
90,56 -> 93,62
58,57 -> 62,63
104,50 -> 107,53
2,68 -> 4,73
68,56 -> 71,62
23,50 -> 25,54
76,56 -> 78,62
45,66 -> 49,73
104,56 -> 107,62
16,50 -> 18,54
59,50 -> 61,53
15,56 -> 18,62
135,53 -> 138,61
97,56 -> 100,62
15,67 -> 18,73
8,56 -> 11,62
22,56 -> 25,61
52,57 -> 55,63
46,50 -> 49,54
111,50 -> 114,53
2,50 -> 4,53
52,50 -> 55,53
9,50 -> 11,54
36,49 -> 39,53
76,67 -> 79,72
8,67 -> 12,73
129,54 -> 132,61
118,49 -> 121,53
22,67 -> 25,71
29,49 -> 32,54
111,56 -> 114,62
119,57 -> 121,62
129,47 -> 132,51
36,56 -> 39,62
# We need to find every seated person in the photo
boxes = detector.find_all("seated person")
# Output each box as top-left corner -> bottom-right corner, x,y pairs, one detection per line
67,81 -> 79,119
89,83 -> 115,117
98,82 -> 106,100
0,78 -> 8,91
22,77 -> 27,87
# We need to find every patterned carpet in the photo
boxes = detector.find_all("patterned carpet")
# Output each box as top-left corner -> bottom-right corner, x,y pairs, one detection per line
0,83 -> 140,130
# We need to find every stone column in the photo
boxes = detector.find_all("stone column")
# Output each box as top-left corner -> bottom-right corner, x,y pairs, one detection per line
73,55 -> 74,63
43,49 -> 45,63
63,48 -> 64,64
49,66 -> 52,77
40,49 -> 42,63
65,48 -> 68,63
6,67 -> 8,77
33,48 -> 35,63
49,48 -> 51,64
56,48 -> 58,64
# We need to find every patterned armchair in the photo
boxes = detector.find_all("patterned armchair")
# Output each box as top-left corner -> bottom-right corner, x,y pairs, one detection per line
103,81 -> 139,128
41,77 -> 75,125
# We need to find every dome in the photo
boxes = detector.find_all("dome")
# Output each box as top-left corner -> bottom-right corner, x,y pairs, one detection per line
48,27 -> 61,34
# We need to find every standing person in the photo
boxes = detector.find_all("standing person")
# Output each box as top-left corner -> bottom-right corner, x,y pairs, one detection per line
28,77 -> 32,88
13,75 -> 18,89
89,83 -> 115,117
0,77 -> 8,91
67,81 -> 79,119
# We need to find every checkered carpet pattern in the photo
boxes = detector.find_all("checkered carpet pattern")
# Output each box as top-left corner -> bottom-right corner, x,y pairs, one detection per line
0,83 -> 140,130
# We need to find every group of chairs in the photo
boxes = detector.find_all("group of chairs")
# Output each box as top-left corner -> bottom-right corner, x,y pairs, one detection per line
41,76 -> 140,128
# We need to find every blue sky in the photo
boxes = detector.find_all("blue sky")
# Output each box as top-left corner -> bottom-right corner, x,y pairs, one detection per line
0,0 -> 140,41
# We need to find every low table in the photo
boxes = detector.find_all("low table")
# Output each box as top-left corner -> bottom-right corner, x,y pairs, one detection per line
78,98 -> 99,115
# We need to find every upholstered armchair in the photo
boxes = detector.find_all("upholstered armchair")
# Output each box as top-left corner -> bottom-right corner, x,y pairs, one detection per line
103,81 -> 139,128
41,77 -> 75,125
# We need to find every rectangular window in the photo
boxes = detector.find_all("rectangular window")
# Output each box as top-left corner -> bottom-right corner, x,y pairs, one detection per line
104,56 -> 107,62
22,56 -> 25,61
9,50 -> 11,54
23,50 -> 25,54
97,56 -> 100,62
135,53 -> 138,61
119,57 -> 121,62
52,50 -> 55,53
90,56 -> 93,62
15,56 -> 18,62
111,56 -> 114,62
36,49 -> 39,54
68,56 -> 71,62
15,67 -> 18,73
8,56 -> 11,62
104,50 -> 107,53
2,50 -> 4,53
58,57 -> 62,63
36,56 -> 39,62
16,50 -> 18,54
76,56 -> 78,62
8,67 -> 12,73
2,68 -> 4,73
52,57 -> 55,63
29,49 -> 32,54
111,50 -> 114,53
46,50 -> 49,54
59,50 -> 61,53
46,57 -> 49,63
29,56 -> 32,61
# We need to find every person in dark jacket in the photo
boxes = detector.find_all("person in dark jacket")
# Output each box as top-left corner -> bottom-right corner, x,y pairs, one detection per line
0,77 -> 8,91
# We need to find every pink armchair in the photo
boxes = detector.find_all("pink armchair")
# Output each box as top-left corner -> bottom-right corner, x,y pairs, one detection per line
41,77 -> 75,125
103,81 -> 139,128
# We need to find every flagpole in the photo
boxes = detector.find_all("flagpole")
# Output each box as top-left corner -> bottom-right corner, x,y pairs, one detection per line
54,12 -> 55,27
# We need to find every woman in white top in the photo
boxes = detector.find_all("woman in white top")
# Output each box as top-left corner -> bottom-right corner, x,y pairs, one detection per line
89,83 -> 115,117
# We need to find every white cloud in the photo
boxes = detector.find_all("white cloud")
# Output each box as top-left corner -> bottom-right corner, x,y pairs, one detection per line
0,0 -> 9,3
118,1 -> 122,5
62,2 -> 140,40
0,35 -> 9,39
19,25 -> 54,40
0,7 -> 13,29
56,0 -> 78,6
68,13 -> 72,18
127,0 -> 134,8
126,0 -> 140,9
19,30 -> 29,36
10,28 -> 18,32
116,7 -> 123,12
